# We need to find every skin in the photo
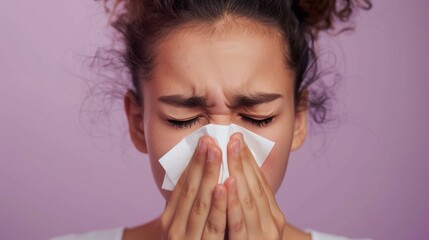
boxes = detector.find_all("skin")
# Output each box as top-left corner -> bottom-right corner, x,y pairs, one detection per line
123,17 -> 311,240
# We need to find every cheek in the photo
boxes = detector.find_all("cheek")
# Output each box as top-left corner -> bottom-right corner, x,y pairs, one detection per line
144,112 -> 189,160
149,155 -> 172,201
258,117 -> 294,192
144,113 -> 194,201
260,142 -> 291,193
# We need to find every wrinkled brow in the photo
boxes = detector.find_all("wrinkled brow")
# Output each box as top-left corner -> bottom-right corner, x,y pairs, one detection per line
158,92 -> 282,109
158,95 -> 208,108
229,92 -> 282,109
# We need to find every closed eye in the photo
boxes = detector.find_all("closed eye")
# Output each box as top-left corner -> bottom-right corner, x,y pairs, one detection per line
240,115 -> 274,127
167,117 -> 201,129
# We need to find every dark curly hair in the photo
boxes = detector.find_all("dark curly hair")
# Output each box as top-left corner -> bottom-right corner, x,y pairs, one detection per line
94,0 -> 371,126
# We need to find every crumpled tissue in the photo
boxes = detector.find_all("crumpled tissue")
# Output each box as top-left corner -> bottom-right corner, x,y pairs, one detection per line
159,124 -> 275,190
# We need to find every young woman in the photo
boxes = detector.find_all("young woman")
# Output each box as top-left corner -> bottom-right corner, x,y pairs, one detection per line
53,0 -> 371,239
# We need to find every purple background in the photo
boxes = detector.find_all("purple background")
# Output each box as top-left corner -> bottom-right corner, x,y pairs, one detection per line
1,1 -> 428,239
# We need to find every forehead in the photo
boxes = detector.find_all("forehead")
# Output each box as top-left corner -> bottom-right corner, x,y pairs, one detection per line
147,17 -> 293,96
156,16 -> 287,62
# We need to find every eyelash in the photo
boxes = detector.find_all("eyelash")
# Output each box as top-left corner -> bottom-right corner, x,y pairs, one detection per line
167,115 -> 274,129
240,115 -> 274,127
167,117 -> 201,129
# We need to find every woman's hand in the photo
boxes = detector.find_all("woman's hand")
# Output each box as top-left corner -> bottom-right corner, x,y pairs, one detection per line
225,133 -> 286,240
160,136 -> 228,240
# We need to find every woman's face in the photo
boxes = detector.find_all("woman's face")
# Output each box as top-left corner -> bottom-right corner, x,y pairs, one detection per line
126,18 -> 308,200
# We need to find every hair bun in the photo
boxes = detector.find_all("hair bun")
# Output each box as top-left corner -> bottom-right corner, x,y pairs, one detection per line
293,0 -> 372,36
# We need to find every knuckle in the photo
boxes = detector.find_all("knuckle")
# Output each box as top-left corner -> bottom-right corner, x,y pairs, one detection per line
232,218 -> 245,232
182,183 -> 198,199
243,194 -> 254,209
252,181 -> 265,197
205,220 -> 224,235
193,197 -> 208,214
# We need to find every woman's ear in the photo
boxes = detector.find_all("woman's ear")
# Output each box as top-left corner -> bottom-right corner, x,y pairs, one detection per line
291,89 -> 309,151
124,90 -> 148,153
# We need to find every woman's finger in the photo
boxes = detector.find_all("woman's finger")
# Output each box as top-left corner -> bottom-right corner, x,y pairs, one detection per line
168,136 -> 211,235
202,184 -> 227,240
225,177 -> 247,240
161,139 -> 196,231
231,133 -> 276,229
237,133 -> 286,229
187,143 -> 222,238
226,137 -> 260,233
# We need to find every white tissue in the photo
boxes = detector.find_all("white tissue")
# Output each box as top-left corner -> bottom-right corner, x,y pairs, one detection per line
159,124 -> 275,191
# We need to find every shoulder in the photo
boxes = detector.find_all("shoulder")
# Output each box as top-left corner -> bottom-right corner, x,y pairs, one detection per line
308,229 -> 372,240
50,227 -> 124,240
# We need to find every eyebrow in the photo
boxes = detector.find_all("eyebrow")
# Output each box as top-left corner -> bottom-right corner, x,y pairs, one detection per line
229,92 -> 283,109
158,92 -> 282,109
158,95 -> 209,108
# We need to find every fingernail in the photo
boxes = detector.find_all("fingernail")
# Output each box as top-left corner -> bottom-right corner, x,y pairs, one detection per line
237,133 -> 244,149
208,146 -> 216,161
233,140 -> 240,156
198,138 -> 208,152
